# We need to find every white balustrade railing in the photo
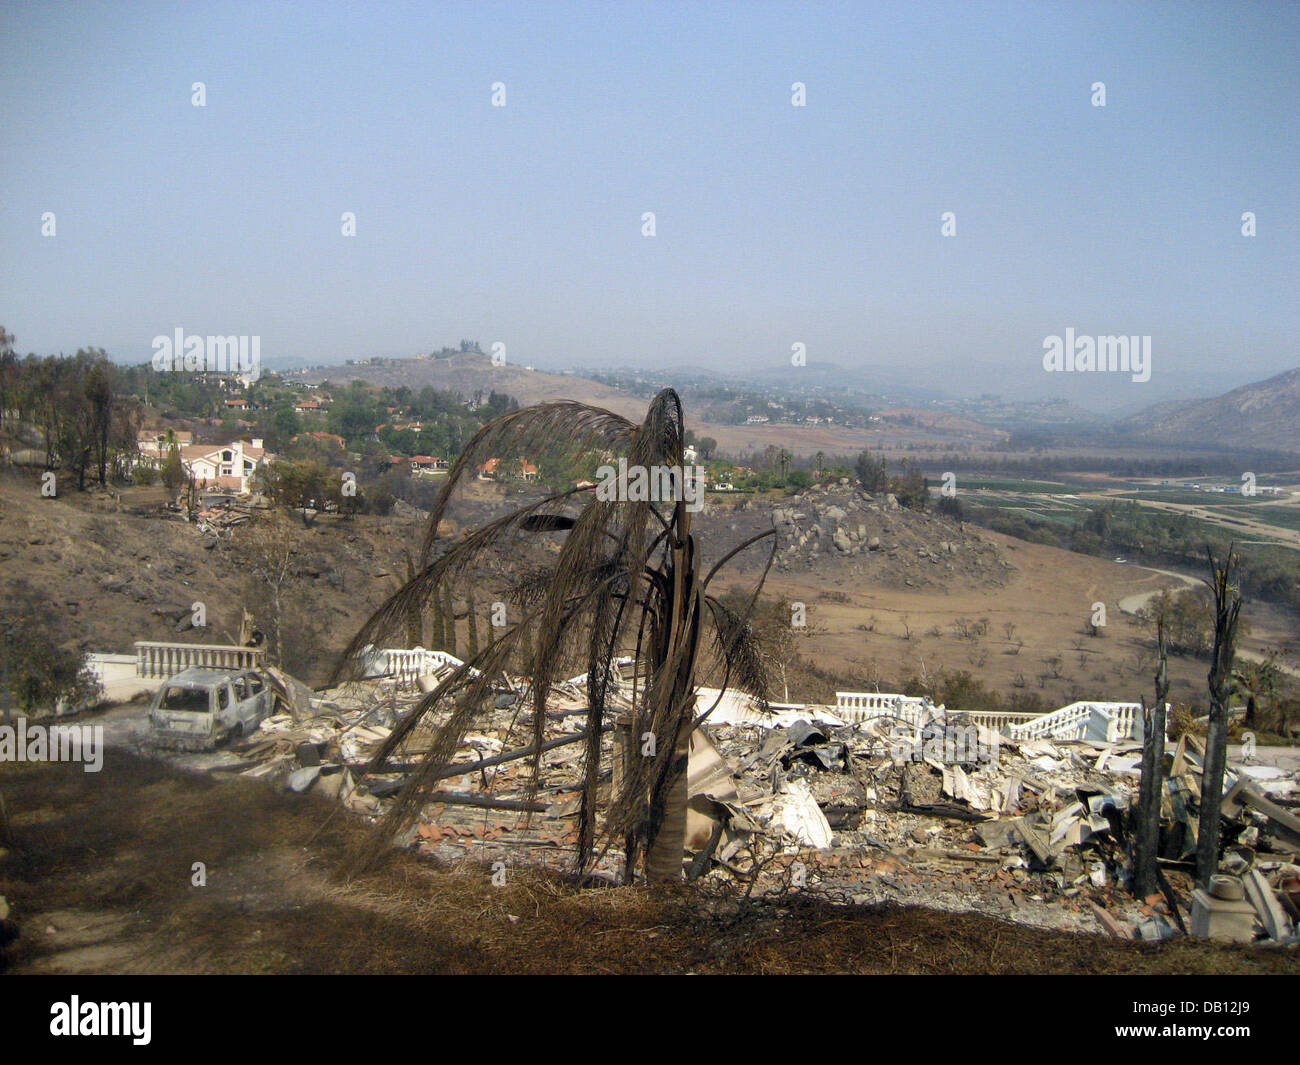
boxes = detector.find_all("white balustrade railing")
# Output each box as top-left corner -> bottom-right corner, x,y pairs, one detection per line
962,710 -> 1039,732
380,647 -> 467,687
1007,701 -> 1147,743
1009,702 -> 1092,741
834,692 -> 938,727
134,641 -> 265,678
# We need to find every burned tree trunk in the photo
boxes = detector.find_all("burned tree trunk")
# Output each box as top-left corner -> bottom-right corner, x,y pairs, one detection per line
428,590 -> 446,654
1133,618 -> 1170,897
400,551 -> 423,648
465,587 -> 480,659
441,584 -> 457,657
1196,545 -> 1243,888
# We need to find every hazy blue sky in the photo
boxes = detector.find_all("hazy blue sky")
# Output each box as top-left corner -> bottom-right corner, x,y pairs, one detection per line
2,0 -> 1296,406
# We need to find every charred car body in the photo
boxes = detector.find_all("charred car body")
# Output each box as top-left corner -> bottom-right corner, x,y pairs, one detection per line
148,667 -> 272,750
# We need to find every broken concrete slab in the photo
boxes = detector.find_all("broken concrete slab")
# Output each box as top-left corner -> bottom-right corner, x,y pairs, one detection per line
1243,867 -> 1293,942
1190,887 -> 1257,943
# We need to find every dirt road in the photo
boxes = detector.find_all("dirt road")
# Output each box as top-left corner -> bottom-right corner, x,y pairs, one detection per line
1117,565 -> 1300,681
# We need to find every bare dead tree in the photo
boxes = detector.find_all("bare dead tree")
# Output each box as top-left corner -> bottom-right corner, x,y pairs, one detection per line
237,517 -> 297,667
1196,544 -> 1243,887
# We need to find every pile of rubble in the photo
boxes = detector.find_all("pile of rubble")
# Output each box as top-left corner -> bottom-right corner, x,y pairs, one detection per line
218,658 -> 631,876
194,497 -> 253,536
691,702 -> 1297,942
702,484 -> 1008,588
220,654 -> 1299,944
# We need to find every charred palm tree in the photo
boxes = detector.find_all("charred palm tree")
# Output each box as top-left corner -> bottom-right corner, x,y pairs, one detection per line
334,389 -> 774,883
1196,543 -> 1243,887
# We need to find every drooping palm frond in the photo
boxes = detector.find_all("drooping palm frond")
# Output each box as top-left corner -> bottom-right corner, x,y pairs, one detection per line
338,388 -> 779,883
418,401 -> 638,565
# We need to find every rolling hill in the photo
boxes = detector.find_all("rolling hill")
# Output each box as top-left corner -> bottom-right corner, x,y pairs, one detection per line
1120,366 -> 1300,454
300,352 -> 1011,456
303,351 -> 649,422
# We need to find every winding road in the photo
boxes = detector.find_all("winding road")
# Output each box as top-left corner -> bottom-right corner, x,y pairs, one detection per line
1117,564 -> 1300,680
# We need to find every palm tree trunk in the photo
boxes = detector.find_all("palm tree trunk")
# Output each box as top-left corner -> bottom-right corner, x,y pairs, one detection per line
1196,546 -> 1242,887
645,502 -> 696,882
1133,621 -> 1169,897
645,713 -> 691,880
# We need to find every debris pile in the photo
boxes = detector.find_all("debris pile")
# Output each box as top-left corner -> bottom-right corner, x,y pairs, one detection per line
688,699 -> 1298,943
215,653 -> 1299,943
194,497 -> 253,535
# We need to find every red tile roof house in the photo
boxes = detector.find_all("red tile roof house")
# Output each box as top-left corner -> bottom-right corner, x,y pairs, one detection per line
410,455 -> 448,473
179,438 -> 269,494
477,457 -> 538,481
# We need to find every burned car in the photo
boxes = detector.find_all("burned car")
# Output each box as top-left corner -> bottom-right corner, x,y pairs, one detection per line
148,667 -> 272,750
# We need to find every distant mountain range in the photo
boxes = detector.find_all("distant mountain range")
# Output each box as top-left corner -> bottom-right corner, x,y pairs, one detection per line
297,348 -> 1300,457
1120,367 -> 1300,454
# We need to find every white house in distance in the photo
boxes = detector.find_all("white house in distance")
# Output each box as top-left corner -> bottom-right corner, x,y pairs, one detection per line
137,428 -> 194,450
138,433 -> 270,493
180,439 -> 268,493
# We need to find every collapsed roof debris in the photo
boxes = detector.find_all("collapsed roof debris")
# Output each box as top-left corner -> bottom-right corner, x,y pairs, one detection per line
193,497 -> 254,536
210,650 -> 1299,944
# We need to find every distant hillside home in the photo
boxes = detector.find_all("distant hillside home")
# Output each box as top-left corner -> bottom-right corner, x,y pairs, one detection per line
410,455 -> 448,473
137,428 -> 194,453
294,399 -> 325,414
745,415 -> 769,424
180,438 -> 270,493
478,458 -> 539,482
